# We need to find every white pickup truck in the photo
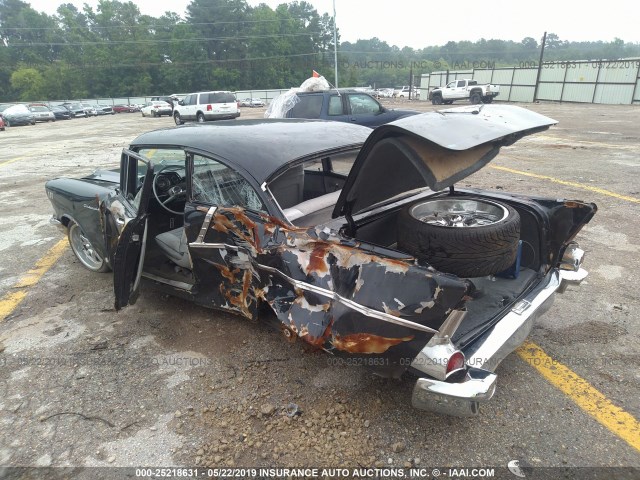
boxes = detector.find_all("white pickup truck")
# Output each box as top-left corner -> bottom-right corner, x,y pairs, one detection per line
428,79 -> 499,105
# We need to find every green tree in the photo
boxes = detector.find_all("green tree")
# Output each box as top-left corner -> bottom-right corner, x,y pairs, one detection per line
10,66 -> 44,100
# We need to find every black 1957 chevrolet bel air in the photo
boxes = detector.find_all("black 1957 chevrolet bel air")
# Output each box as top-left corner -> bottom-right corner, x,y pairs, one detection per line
45,105 -> 596,416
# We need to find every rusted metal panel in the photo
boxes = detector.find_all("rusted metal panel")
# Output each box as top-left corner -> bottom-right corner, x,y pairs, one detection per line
199,207 -> 472,363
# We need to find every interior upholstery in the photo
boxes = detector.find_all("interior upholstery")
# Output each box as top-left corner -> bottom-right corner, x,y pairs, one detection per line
155,227 -> 191,268
270,165 -> 304,209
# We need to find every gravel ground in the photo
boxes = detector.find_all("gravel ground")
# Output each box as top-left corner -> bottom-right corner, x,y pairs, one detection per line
0,101 -> 638,476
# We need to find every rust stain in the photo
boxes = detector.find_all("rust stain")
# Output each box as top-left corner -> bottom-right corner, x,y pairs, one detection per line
307,243 -> 331,275
331,333 -> 415,354
302,317 -> 334,348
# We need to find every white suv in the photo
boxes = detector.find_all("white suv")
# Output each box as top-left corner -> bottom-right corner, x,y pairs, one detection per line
173,91 -> 240,124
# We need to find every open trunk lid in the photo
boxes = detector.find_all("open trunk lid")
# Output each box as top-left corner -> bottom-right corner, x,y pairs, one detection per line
333,105 -> 557,219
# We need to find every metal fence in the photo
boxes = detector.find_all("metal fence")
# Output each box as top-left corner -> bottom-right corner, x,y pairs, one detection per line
33,89 -> 290,108
419,58 -> 640,105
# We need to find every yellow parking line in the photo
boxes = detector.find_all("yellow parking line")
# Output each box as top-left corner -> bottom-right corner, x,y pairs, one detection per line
0,156 -> 27,167
489,165 -> 640,204
517,341 -> 640,453
0,239 -> 68,322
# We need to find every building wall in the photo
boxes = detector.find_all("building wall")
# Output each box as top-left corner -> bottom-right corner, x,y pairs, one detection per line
419,59 -> 640,105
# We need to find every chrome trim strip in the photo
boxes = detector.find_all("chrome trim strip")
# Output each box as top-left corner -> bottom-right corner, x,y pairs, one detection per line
141,272 -> 194,291
188,242 -> 239,251
438,309 -> 467,339
257,264 -> 438,334
193,206 -> 217,244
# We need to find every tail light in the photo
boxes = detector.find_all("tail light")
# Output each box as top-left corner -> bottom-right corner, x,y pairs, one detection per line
207,104 -> 212,111
446,351 -> 466,376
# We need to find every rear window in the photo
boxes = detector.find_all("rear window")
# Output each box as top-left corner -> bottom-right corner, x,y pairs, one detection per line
289,95 -> 323,118
200,92 -> 236,104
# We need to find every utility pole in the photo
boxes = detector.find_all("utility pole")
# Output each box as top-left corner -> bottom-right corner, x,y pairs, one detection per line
408,64 -> 413,100
533,31 -> 547,102
333,0 -> 338,88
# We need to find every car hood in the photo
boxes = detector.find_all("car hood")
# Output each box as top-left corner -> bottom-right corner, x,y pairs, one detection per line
333,105 -> 557,218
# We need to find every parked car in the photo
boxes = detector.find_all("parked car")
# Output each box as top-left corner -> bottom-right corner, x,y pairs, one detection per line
173,91 -> 240,124
393,86 -> 420,98
81,103 -> 98,116
51,106 -> 72,120
0,115 -> 5,131
0,104 -> 36,126
429,79 -> 500,105
44,106 -> 596,416
241,98 -> 265,107
278,89 -> 419,128
141,100 -> 173,117
28,104 -> 56,122
375,88 -> 395,98
113,104 -> 136,113
62,103 -> 87,118
93,105 -> 114,116
150,96 -> 177,109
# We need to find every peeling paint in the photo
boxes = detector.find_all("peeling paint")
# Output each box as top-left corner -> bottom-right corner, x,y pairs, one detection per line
331,333 -> 415,354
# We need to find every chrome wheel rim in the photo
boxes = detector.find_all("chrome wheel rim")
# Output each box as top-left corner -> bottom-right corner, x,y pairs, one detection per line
69,224 -> 105,271
410,198 -> 508,228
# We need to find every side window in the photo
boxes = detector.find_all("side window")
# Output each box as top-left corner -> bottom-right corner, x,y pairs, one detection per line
457,80 -> 466,87
328,96 -> 342,116
192,155 -> 266,212
446,82 -> 455,88
289,95 -> 323,118
199,93 -> 211,104
348,94 -> 381,115
185,95 -> 196,106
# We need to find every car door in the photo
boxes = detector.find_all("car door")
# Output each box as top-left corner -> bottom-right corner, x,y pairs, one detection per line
103,149 -> 154,310
454,80 -> 467,99
183,94 -> 196,121
183,153 -> 269,320
345,93 -> 387,127
325,94 -> 350,123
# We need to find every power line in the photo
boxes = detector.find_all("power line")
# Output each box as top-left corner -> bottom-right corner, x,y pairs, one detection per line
1,17 -> 318,32
4,32 -> 326,47
1,52 -> 323,70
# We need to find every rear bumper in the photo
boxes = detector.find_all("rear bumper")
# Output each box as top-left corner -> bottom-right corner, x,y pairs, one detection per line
411,267 -> 586,416
205,112 -> 240,120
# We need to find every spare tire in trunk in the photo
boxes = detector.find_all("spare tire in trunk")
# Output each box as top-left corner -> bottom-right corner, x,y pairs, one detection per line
397,196 -> 520,277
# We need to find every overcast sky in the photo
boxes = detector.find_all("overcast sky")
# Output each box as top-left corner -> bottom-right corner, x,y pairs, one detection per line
25,0 -> 640,48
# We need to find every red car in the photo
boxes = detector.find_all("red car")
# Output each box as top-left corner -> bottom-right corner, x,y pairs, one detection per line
0,114 -> 5,131
112,104 -> 136,113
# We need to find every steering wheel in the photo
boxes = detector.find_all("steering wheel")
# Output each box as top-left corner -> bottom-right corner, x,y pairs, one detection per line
152,165 -> 186,215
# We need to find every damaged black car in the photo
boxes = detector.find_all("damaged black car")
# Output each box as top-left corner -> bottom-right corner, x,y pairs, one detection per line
45,105 -> 596,416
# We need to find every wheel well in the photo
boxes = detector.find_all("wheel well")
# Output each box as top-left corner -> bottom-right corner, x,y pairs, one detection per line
470,89 -> 482,95
60,215 -> 73,227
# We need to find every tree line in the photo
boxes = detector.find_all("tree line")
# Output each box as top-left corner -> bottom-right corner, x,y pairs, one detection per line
1,0 -> 639,101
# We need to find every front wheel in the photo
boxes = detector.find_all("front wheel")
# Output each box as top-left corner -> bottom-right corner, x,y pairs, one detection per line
196,112 -> 205,123
174,113 -> 183,125
431,95 -> 443,105
397,197 -> 521,277
68,222 -> 111,273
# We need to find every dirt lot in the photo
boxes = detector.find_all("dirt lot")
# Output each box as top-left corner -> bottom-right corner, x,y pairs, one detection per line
0,101 -> 639,477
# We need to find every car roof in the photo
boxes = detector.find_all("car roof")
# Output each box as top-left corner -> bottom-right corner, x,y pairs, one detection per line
295,88 -> 361,95
129,119 -> 371,184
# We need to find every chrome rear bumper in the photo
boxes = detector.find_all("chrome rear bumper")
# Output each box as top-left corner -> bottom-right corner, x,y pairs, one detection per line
411,267 -> 587,416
